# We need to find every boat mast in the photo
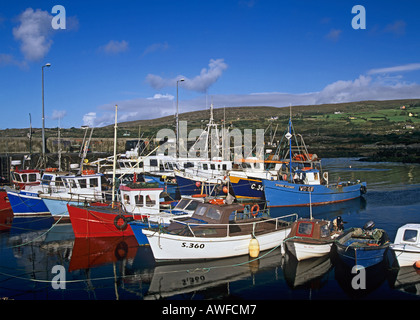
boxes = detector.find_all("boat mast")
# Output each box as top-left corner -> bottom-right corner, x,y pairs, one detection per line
288,104 -> 293,182
111,105 -> 118,208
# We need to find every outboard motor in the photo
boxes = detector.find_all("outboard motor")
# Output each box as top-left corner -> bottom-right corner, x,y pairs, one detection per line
363,220 -> 375,231
333,216 -> 345,231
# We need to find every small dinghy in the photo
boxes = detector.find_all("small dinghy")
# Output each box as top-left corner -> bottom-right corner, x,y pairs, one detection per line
335,220 -> 390,268
390,224 -> 420,268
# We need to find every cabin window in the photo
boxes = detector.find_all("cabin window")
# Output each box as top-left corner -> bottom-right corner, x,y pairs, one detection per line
210,164 -> 215,170
403,229 -> 418,243
195,205 -> 207,216
79,179 -> 87,188
296,222 -> 313,237
11,173 -> 19,182
123,194 -> 130,204
55,177 -> 63,186
320,224 -> 330,238
206,207 -> 221,220
184,162 -> 194,168
29,173 -> 37,182
222,164 -> 227,170
21,174 -> 27,182
89,178 -> 98,187
145,194 -> 156,207
203,164 -> 208,170
185,200 -> 200,211
135,195 -> 143,206
69,179 -> 76,189
150,159 -> 158,167
175,199 -> 190,210
42,175 -> 53,185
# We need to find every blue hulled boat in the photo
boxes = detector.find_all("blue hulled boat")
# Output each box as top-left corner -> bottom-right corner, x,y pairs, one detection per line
260,112 -> 366,208
262,174 -> 367,207
7,189 -> 50,216
334,221 -> 390,268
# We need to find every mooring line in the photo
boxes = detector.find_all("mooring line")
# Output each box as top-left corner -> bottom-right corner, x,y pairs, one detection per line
9,215 -> 63,248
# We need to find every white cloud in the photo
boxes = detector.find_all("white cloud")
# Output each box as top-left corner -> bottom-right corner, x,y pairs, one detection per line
88,64 -> 420,127
146,58 -> 228,93
147,93 -> 174,100
82,112 -> 96,127
368,63 -> 420,75
0,53 -> 25,68
51,109 -> 67,120
12,8 -> 53,61
99,40 -> 129,55
325,28 -> 342,42
142,42 -> 169,57
384,20 -> 406,36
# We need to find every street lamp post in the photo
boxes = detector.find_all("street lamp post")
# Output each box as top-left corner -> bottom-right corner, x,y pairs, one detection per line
41,63 -> 51,168
176,78 -> 184,157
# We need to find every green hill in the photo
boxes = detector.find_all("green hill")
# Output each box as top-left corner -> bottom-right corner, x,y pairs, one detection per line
1,99 -> 420,162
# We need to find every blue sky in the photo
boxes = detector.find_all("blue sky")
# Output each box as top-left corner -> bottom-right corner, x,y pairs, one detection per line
1,0 -> 420,128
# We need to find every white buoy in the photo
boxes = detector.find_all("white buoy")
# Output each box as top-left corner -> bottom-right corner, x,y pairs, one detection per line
249,237 -> 260,258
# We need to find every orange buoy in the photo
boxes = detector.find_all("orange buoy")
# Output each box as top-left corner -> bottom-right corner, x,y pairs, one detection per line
222,186 -> 228,194
250,204 -> 260,217
415,260 -> 420,269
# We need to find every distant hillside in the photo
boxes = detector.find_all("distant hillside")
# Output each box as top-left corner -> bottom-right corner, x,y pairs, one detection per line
1,99 -> 420,162
109,98 -> 420,129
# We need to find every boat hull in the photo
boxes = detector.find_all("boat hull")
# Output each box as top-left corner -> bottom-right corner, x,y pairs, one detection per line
390,244 -> 420,267
129,221 -> 160,245
229,175 -> 264,200
142,226 -> 291,261
43,198 -> 79,218
175,174 -> 203,196
7,190 -> 50,216
67,204 -> 145,238
335,229 -> 390,269
262,179 -> 366,207
285,241 -> 333,261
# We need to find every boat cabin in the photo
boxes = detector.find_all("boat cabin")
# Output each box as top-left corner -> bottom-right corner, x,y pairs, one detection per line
11,169 -> 41,190
394,224 -> 420,247
167,202 -> 244,234
60,173 -> 106,200
287,219 -> 332,242
120,182 -> 163,215
183,158 -> 233,179
292,169 -> 321,185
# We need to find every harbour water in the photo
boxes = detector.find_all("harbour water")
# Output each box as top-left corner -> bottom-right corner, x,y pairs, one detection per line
0,158 -> 420,301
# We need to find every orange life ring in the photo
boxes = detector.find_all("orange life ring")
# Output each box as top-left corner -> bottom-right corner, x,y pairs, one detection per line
209,198 -> 225,205
250,204 -> 260,217
192,194 -> 207,198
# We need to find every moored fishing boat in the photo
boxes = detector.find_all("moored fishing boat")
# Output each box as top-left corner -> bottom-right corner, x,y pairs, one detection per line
40,172 -> 109,219
261,110 -> 366,208
141,202 -> 297,262
68,182 -> 202,238
390,224 -> 420,267
6,170 -> 66,216
263,176 -> 367,207
283,218 -> 341,261
334,221 -> 390,269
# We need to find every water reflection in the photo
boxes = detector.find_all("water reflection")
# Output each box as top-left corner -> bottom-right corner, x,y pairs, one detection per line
1,159 -> 420,300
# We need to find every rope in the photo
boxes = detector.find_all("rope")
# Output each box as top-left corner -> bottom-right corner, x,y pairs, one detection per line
9,215 -> 63,248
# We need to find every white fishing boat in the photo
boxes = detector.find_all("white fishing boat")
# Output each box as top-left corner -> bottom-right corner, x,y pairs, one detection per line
142,202 -> 297,262
39,171 -> 108,218
283,218 -> 341,261
390,224 -> 420,267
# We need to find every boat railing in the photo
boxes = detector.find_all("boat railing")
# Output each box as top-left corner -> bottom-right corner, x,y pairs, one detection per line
173,213 -> 298,238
